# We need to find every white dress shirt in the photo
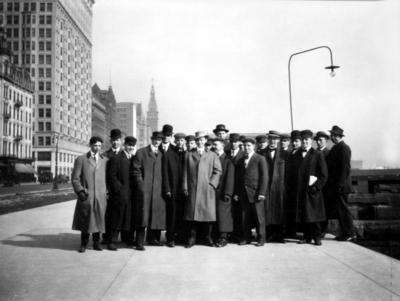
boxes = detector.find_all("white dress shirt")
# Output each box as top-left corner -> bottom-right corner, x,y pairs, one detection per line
269,147 -> 276,159
124,150 -> 132,160
302,146 -> 312,158
231,148 -> 239,157
90,151 -> 99,162
197,147 -> 205,155
244,151 -> 255,168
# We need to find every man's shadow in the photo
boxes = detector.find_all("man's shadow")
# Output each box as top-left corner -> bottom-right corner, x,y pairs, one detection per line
1,233 -> 81,251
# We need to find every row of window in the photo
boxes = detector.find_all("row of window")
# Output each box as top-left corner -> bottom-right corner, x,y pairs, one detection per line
0,2 -> 52,12
3,105 -> 32,123
37,152 -> 77,163
10,54 -> 51,65
3,122 -> 32,140
2,142 -> 32,159
6,15 -> 52,25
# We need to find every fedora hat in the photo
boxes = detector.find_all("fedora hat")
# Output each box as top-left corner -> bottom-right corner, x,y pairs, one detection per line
161,124 -> 173,136
267,130 -> 281,138
212,124 -> 229,134
239,135 -> 246,142
314,131 -> 330,141
194,131 -> 209,139
213,137 -> 225,143
151,131 -> 164,140
329,125 -> 345,137
300,130 -> 313,139
290,130 -> 301,140
110,129 -> 122,139
256,135 -> 268,143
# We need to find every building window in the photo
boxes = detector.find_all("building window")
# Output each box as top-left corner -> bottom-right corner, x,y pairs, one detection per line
26,41 -> 30,50
39,82 -> 44,91
39,41 -> 44,51
14,3 -> 20,11
25,54 -> 30,64
46,82 -> 51,91
38,137 -> 44,146
46,28 -> 51,38
13,28 -> 19,38
6,15 -> 12,25
39,68 -> 44,78
40,3 -> 45,12
46,95 -> 51,104
45,137 -> 51,145
38,122 -> 44,131
31,68 -> 35,77
39,28 -> 44,37
39,55 -> 44,64
13,55 -> 18,64
38,152 -> 51,161
39,95 -> 44,104
46,16 -> 52,25
14,15 -> 19,25
31,3 -> 36,11
38,108 -> 44,117
46,68 -> 51,77
46,41 -> 51,51
46,109 -> 51,117
46,55 -> 51,64
39,15 -> 45,25
46,122 -> 51,131
32,41 -> 35,51
32,15 -> 36,25
47,3 -> 53,11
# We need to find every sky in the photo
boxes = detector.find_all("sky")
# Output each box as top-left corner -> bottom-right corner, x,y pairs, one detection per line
91,0 -> 400,169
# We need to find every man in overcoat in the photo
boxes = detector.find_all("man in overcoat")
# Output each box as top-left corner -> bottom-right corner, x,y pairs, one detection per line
290,130 -> 328,246
212,124 -> 231,154
234,138 -> 269,247
72,136 -> 108,253
162,132 -> 187,247
212,138 -> 235,248
256,135 -> 269,156
132,131 -> 166,250
314,131 -> 330,157
280,133 -> 291,154
185,135 -> 196,151
106,136 -> 137,251
263,130 -> 289,243
160,124 -> 175,154
325,125 -> 356,241
182,131 -> 222,248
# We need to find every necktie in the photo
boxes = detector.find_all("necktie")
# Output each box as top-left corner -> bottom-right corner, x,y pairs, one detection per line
154,149 -> 158,156
93,154 -> 97,162
231,150 -> 235,157
113,149 -> 117,154
245,154 -> 249,159
302,148 -> 308,152
269,148 -> 276,152
317,148 -> 322,151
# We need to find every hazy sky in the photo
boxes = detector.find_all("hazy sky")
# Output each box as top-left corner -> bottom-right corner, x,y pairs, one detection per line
92,0 -> 400,168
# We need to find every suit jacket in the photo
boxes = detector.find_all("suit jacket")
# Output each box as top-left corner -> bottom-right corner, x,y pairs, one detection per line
72,152 -> 108,233
230,149 -> 245,166
235,152 -> 268,203
102,147 -> 123,159
318,147 -> 330,158
326,141 -> 351,193
159,143 -> 176,155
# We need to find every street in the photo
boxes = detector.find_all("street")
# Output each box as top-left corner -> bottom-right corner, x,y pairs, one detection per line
0,183 -> 72,196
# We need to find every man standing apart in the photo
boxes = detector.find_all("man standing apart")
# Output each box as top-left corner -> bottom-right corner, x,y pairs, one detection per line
132,132 -> 166,250
234,138 -> 268,247
182,131 -> 222,248
106,136 -> 137,251
72,137 -> 108,253
325,126 -> 356,241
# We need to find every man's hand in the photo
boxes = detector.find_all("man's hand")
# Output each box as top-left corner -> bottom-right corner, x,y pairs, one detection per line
182,190 -> 189,197
224,195 -> 231,202
234,195 -> 239,202
78,191 -> 87,202
165,192 -> 172,199
257,195 -> 265,203
310,186 -> 318,195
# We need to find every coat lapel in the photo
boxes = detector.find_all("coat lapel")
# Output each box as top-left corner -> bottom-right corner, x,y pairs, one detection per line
148,145 -> 156,159
192,150 -> 200,163
86,152 -> 96,168
121,151 -> 131,167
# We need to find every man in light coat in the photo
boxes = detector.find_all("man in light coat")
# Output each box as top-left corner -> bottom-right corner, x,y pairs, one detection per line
182,131 -> 222,248
72,136 -> 108,253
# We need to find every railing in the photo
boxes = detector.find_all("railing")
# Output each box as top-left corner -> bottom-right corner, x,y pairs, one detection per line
3,113 -> 11,119
13,135 -> 23,142
14,100 -> 23,107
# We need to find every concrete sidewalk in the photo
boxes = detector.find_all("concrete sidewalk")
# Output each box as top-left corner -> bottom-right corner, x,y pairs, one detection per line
0,201 -> 399,301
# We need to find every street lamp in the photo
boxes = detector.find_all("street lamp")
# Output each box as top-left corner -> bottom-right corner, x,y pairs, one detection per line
52,134 -> 60,191
288,46 -> 340,131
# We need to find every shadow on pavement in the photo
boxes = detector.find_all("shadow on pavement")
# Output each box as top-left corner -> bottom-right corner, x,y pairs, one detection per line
1,233 -> 80,251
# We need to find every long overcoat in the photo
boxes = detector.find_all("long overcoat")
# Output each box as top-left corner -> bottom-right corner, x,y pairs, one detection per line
263,147 -> 289,225
291,148 -> 328,223
216,153 -> 235,232
132,146 -> 166,229
182,149 -> 222,222
72,152 -> 108,233
106,151 -> 133,231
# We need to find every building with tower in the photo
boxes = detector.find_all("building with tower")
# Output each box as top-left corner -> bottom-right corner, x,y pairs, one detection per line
146,83 -> 158,132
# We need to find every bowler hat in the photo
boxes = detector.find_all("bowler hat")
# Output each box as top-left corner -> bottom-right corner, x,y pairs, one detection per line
243,138 -> 256,144
329,125 -> 345,137
290,130 -> 301,140
300,130 -> 313,139
151,131 -> 164,140
239,135 -> 246,142
280,133 -> 290,141
212,124 -> 229,134
125,136 -> 137,145
90,136 -> 103,145
229,133 -> 240,142
256,135 -> 268,143
314,131 -> 330,141
110,129 -> 122,139
174,132 -> 186,140
185,135 -> 195,142
194,131 -> 209,139
205,138 -> 214,146
161,124 -> 173,135
213,137 -> 225,143
267,130 -> 281,138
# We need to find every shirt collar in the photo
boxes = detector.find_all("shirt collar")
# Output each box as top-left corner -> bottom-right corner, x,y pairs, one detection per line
150,144 -> 158,152
246,151 -> 255,159
90,151 -> 98,158
112,147 -> 120,153
124,150 -> 132,158
197,147 -> 205,154
162,142 -> 170,150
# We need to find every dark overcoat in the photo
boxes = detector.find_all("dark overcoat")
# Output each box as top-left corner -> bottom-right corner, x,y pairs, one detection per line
216,153 -> 235,232
263,147 -> 289,225
107,151 -> 133,231
291,148 -> 328,223
325,141 -> 352,193
72,152 -> 108,233
182,149 -> 222,222
132,146 -> 166,229
319,147 -> 330,158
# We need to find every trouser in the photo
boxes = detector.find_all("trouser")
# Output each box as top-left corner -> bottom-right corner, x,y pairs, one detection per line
242,201 -> 266,242
81,232 -> 100,245
147,229 -> 162,242
335,192 -> 355,237
219,232 -> 228,239
303,222 -> 321,241
266,225 -> 284,239
187,221 -> 212,242
231,200 -> 243,239
109,230 -> 135,244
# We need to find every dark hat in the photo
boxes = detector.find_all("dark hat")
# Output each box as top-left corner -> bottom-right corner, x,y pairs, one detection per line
314,131 -> 330,141
124,136 -> 137,145
151,131 -> 164,139
194,131 -> 209,139
110,129 -> 122,139
239,135 -> 246,142
280,133 -> 290,141
185,135 -> 195,142
329,125 -> 345,137
89,136 -> 103,145
205,138 -> 214,146
300,130 -> 313,139
174,132 -> 186,140
290,130 -> 301,140
267,130 -> 281,138
256,135 -> 268,143
213,137 -> 225,143
161,124 -> 173,135
229,133 -> 240,142
212,124 -> 229,134
243,138 -> 256,144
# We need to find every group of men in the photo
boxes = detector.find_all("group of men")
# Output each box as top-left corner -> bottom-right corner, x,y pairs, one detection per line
71,124 -> 356,253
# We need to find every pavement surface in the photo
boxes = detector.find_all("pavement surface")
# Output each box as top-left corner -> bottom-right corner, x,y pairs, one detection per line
0,183 -> 71,196
0,200 -> 399,301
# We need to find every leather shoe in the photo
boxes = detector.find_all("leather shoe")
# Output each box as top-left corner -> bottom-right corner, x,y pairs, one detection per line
256,241 -> 265,247
167,241 -> 176,248
185,237 -> 196,248
205,237 -> 214,247
107,243 -> 118,251
320,231 -> 326,239
148,239 -> 164,246
136,244 -> 146,251
93,242 -> 103,251
314,239 -> 322,246
266,236 -> 274,243
297,239 -> 312,244
78,244 -> 87,253
238,239 -> 251,246
216,238 -> 228,248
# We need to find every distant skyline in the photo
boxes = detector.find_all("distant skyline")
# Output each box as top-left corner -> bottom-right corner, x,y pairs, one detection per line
92,0 -> 400,168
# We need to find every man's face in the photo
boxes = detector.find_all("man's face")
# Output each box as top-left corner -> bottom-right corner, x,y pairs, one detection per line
244,142 -> 255,154
292,139 -> 301,150
268,137 -> 280,149
188,140 -> 196,150
238,142 -> 244,151
317,137 -> 327,148
195,137 -> 207,148
110,138 -> 122,149
90,142 -> 102,153
331,134 -> 343,144
215,131 -> 227,139
281,140 -> 290,149
205,144 -> 212,151
162,134 -> 172,144
175,138 -> 186,148
125,143 -> 136,154
231,140 -> 240,150
212,141 -> 224,153
301,137 -> 312,149
151,138 -> 162,148
258,141 -> 268,149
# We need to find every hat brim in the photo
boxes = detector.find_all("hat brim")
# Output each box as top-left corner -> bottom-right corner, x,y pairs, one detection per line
314,135 -> 330,140
213,129 -> 229,134
195,135 -> 209,139
268,134 -> 280,138
329,130 -> 345,137
162,132 -> 173,136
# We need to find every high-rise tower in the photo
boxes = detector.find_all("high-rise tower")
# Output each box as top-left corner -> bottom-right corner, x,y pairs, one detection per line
146,84 -> 158,132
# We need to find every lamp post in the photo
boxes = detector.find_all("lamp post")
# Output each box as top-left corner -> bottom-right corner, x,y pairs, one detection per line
288,46 -> 340,131
52,134 -> 60,191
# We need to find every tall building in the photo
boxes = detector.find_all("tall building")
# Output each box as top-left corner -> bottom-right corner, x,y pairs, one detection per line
146,83 -> 158,132
0,0 -> 94,176
91,92 -> 106,151
0,28 -> 35,182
